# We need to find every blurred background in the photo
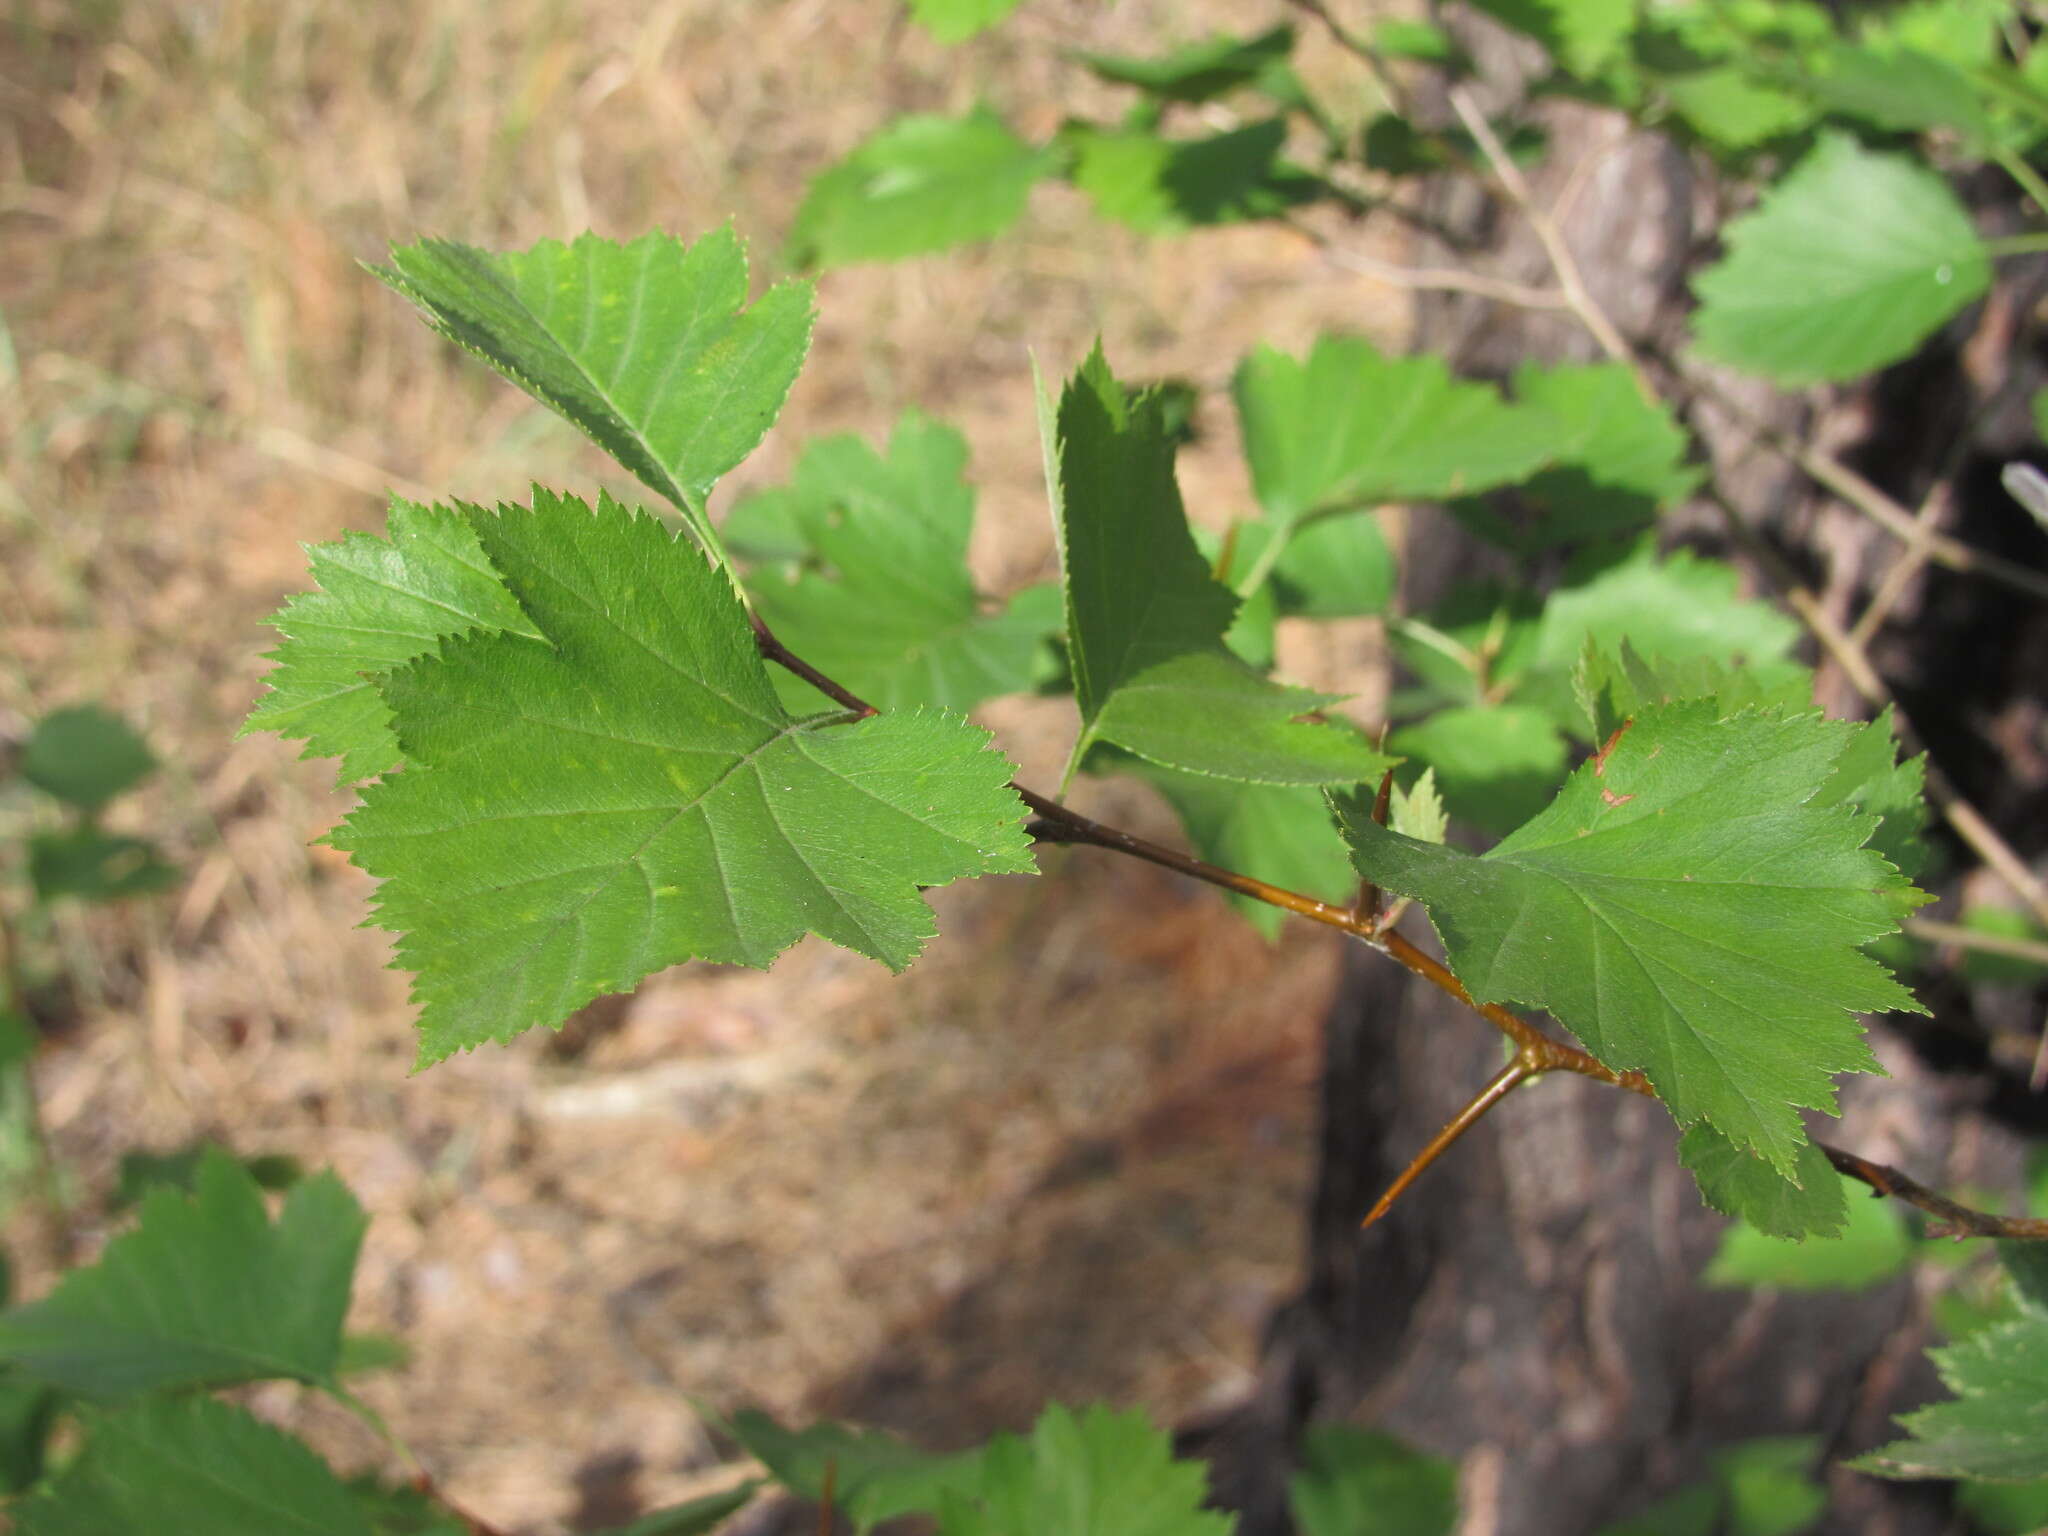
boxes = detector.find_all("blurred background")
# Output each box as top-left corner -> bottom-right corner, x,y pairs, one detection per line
0,1 -> 1417,1525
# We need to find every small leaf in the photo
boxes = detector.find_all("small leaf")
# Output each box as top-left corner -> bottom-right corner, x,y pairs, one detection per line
0,1149 -> 365,1398
110,1143 -> 302,1213
1386,705 -> 1569,835
1075,25 -> 1295,103
15,1396 -> 372,1536
1287,1424 -> 1457,1536
1856,1314 -> 2048,1479
0,1370 -> 58,1494
1680,1123 -> 1847,1241
788,110 -> 1053,268
1573,641 -> 1815,747
374,230 -> 813,549
1690,133 -> 1990,385
332,491 -> 1034,1063
906,0 -> 1022,43
1805,42 -> 1993,139
937,1403 -> 1232,1536
1333,703 -> 1927,1173
1809,707 -> 1930,881
1660,67 -> 1818,150
1233,336 -> 1558,530
1048,349 -> 1388,786
1390,769 -> 1447,847
735,413 -> 1058,711
1270,516 -> 1396,618
242,498 -> 540,786
28,828 -> 176,904
20,706 -> 154,813
1065,120 -> 1325,234
1715,1438 -> 1825,1536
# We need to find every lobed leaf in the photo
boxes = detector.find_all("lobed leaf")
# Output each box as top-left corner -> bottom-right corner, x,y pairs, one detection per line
1690,133 -> 1989,385
789,110 -> 1053,268
1679,1123 -> 1846,1240
936,1403 -> 1232,1536
0,1150 -> 365,1398
1333,701 -> 1927,1173
331,491 -> 1034,1064
727,1410 -> 983,1534
1045,348 -> 1389,786
243,498 -> 540,785
1857,1312 -> 2048,1480
373,230 -> 813,550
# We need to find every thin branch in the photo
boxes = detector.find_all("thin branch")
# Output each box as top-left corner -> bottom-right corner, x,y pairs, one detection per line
1363,1057 -> 1533,1230
749,614 -> 877,718
1907,915 -> 2048,968
753,617 -> 2048,1239
1446,86 -> 1651,397
1820,1142 -> 2048,1240
1686,370 -> 2048,606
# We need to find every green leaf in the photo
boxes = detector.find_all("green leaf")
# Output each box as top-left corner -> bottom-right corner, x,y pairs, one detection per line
243,498 -> 541,785
1233,336 -> 1558,530
14,1396 -> 372,1536
338,1478 -> 468,1536
1386,705 -> 1569,836
1448,363 -> 1701,553
1075,25 -> 1295,103
1370,19 -> 1465,68
19,706 -> 155,813
1534,545 -> 1800,680
373,230 -> 813,549
1390,768 -> 1447,846
28,828 -> 176,904
1065,120 -> 1324,235
936,1403 -> 1232,1536
726,1410 -> 983,1533
0,1149 -> 365,1397
1286,1425 -> 1457,1536
1856,1313 -> 2048,1479
1332,702 -> 1927,1173
734,413 -> 1058,711
597,1482 -> 764,1536
1117,757 -> 1355,938
1690,133 -> 1990,386
1047,349 -> 1388,786
906,0 -> 1022,43
1466,0 -> 1632,77
330,491 -> 1033,1064
1705,1173 -> 1911,1288
788,110 -> 1053,268
1680,1122 -> 1847,1241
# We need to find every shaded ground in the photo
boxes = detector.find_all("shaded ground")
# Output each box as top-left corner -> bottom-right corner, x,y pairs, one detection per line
0,2 -> 1411,1526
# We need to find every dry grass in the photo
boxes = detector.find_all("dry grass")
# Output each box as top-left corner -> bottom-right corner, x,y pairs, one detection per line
0,1 -> 1406,1527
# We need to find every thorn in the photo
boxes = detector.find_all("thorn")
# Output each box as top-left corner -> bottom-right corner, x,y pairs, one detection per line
1362,1060 -> 1532,1231
1351,764 -> 1398,928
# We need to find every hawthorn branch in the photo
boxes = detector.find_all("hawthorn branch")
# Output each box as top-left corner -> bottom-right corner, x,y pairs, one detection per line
752,597 -> 2048,1240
